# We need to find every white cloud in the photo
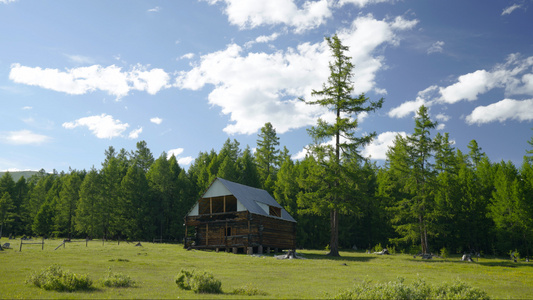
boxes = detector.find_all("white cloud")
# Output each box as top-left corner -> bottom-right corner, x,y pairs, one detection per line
180,53 -> 195,60
177,14 -> 417,135
439,70 -> 496,103
362,131 -> 406,160
338,0 -> 393,7
388,85 -> 437,118
438,54 -> 533,104
167,148 -> 184,158
63,114 -> 129,139
9,63 -> 171,99
0,0 -> 17,3
390,16 -> 419,30
435,113 -> 449,130
208,0 -> 332,33
64,54 -> 95,65
427,41 -> 444,54
167,148 -> 194,166
502,4 -> 522,16
292,147 -> 309,160
148,6 -> 160,12
0,130 -> 51,145
391,54 -> 533,121
128,127 -> 143,139
466,98 -> 533,125
150,117 -> 163,124
22,106 -> 32,110
245,32 -> 281,48
435,113 -> 450,122
178,156 -> 194,166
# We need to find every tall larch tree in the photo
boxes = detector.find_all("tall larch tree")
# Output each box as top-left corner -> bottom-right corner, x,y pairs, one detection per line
255,122 -> 281,192
388,105 -> 438,254
300,34 -> 383,256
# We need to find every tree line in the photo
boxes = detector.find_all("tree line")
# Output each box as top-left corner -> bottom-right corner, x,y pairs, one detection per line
1,35 -> 532,258
0,119 -> 532,256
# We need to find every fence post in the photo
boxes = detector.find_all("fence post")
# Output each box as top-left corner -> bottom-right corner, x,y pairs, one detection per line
19,240 -> 22,252
42,238 -> 44,250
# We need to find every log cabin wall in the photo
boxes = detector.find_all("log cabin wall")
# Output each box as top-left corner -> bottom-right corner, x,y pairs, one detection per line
185,211 -> 296,250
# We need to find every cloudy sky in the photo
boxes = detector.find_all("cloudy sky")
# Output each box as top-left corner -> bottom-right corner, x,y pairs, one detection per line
1,0 -> 533,172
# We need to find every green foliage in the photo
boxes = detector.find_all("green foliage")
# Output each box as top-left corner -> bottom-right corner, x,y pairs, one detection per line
26,264 -> 93,292
300,34 -> 383,256
175,269 -> 222,294
440,247 -> 449,259
232,283 -> 268,296
335,277 -> 489,300
509,249 -> 520,260
255,122 -> 281,191
102,267 -> 136,287
386,106 -> 439,255
0,192 -> 15,237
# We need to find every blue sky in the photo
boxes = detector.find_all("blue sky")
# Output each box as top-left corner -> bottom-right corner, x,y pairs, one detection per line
1,0 -> 533,173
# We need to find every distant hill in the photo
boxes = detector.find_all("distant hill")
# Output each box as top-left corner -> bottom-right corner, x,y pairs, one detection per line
0,171 -> 40,182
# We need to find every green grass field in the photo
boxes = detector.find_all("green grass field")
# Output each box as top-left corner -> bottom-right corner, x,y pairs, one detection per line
1,238 -> 532,299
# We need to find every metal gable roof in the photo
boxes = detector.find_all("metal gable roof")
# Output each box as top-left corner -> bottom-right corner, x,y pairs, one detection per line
215,178 -> 296,223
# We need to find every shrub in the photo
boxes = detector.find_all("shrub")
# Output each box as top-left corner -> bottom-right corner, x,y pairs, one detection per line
373,243 -> 383,253
26,264 -> 93,292
335,277 -> 489,300
102,268 -> 136,288
175,269 -> 222,294
232,283 -> 268,296
440,247 -> 449,259
433,280 -> 490,300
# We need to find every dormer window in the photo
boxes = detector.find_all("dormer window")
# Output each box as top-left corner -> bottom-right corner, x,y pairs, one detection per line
269,206 -> 281,217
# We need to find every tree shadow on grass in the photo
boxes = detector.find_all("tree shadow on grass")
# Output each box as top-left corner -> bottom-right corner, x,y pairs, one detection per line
409,258 -> 533,268
300,252 -> 376,262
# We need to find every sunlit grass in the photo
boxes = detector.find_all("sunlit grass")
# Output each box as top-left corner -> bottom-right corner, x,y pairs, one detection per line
1,237 -> 532,299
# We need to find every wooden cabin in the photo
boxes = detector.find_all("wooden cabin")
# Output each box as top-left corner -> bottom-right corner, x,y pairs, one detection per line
184,178 -> 296,253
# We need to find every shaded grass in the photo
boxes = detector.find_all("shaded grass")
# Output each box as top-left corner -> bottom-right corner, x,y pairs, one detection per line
1,237 -> 532,299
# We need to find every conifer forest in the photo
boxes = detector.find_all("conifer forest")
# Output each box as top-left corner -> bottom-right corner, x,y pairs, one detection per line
1,121 -> 533,258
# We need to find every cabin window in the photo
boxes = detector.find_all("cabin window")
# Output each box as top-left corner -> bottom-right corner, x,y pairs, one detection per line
198,195 -> 238,214
225,227 -> 232,237
269,206 -> 282,217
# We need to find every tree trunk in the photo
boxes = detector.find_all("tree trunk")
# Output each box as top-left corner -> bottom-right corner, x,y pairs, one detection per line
328,209 -> 340,256
420,215 -> 427,254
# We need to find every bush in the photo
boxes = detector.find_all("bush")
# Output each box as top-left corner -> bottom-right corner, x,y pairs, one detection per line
102,268 -> 136,288
335,277 -> 489,300
433,280 -> 490,300
232,283 -> 268,296
440,247 -> 449,259
26,264 -> 93,292
175,269 -> 222,294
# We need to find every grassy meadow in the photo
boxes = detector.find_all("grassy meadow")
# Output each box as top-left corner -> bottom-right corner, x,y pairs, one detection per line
1,238 -> 532,299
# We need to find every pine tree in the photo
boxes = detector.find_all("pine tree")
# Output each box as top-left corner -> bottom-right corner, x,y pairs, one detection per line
120,164 -> 150,240
387,106 -> 438,254
75,168 -> 103,238
237,146 -> 261,188
255,122 -> 281,187
0,192 -> 14,238
300,34 -> 383,256
57,171 -> 82,238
